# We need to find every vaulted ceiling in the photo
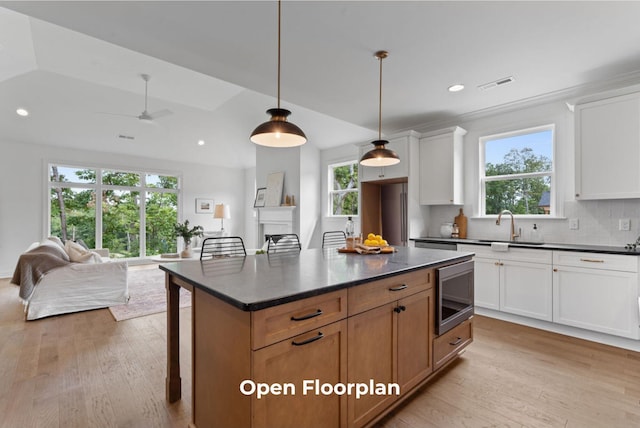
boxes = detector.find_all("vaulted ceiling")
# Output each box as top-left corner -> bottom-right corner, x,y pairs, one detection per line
2,1 -> 640,168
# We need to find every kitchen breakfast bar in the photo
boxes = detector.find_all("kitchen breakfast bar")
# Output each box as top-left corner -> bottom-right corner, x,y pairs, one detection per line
161,247 -> 474,428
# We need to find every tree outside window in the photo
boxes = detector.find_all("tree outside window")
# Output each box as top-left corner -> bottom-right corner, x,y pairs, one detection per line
329,161 -> 358,216
481,125 -> 554,215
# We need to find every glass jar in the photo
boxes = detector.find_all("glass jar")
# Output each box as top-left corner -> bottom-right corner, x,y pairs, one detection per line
440,222 -> 453,238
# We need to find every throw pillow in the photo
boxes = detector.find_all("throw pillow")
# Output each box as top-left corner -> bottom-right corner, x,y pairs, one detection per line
64,240 -> 102,264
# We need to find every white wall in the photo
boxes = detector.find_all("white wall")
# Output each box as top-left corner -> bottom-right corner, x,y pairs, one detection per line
300,143 -> 321,249
0,139 -> 246,277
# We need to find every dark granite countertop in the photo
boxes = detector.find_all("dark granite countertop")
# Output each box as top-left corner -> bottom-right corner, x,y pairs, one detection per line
159,247 -> 472,311
412,237 -> 640,256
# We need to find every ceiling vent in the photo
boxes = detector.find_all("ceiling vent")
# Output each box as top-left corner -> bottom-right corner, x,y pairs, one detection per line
477,76 -> 515,91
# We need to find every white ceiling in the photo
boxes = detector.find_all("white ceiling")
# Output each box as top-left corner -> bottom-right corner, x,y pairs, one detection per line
2,1 -> 640,169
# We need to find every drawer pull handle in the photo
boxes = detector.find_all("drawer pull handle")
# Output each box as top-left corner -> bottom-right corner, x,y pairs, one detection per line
389,284 -> 408,292
449,337 -> 462,346
291,309 -> 323,321
292,332 -> 324,346
580,258 -> 604,263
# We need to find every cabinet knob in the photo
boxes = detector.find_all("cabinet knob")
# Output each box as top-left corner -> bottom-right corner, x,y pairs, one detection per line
575,193 -> 580,197
553,268 -> 558,272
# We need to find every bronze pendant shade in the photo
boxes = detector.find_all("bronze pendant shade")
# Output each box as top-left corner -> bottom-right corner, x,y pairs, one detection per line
360,50 -> 400,167
250,0 -> 307,148
251,108 -> 306,148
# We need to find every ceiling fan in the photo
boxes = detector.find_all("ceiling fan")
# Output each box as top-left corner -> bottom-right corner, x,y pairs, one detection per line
102,74 -> 173,123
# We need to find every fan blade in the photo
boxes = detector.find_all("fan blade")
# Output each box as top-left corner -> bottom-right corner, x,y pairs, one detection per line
148,109 -> 173,120
96,111 -> 138,118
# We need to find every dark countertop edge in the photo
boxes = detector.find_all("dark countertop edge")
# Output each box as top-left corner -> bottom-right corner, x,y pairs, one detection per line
411,237 -> 640,256
160,253 -> 473,312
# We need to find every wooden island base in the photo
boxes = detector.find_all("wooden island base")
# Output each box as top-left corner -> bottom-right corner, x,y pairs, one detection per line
164,253 -> 474,428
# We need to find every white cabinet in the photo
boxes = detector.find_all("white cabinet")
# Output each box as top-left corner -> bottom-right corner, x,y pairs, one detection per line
419,126 -> 466,205
553,251 -> 640,339
458,245 -> 553,321
359,136 -> 409,182
575,92 -> 640,199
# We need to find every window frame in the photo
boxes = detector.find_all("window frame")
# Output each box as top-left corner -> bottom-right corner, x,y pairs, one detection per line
47,162 -> 181,258
479,124 -> 556,217
327,159 -> 359,218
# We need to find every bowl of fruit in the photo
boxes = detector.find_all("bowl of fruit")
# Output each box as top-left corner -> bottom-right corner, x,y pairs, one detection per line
356,233 -> 395,254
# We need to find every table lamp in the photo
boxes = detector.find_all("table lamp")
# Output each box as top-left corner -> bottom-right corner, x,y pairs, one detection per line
214,203 -> 231,232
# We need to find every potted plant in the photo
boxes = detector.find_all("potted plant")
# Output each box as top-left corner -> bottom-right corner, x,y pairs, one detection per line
174,219 -> 204,258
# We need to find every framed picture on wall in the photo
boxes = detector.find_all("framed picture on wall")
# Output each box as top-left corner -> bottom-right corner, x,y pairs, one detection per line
253,188 -> 267,208
196,198 -> 214,213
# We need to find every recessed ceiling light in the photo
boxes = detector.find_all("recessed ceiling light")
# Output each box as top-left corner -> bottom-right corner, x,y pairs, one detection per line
197,140 -> 205,146
448,84 -> 465,92
16,108 -> 29,117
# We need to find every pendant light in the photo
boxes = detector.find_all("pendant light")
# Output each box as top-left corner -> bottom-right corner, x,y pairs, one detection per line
250,0 -> 307,148
360,50 -> 400,167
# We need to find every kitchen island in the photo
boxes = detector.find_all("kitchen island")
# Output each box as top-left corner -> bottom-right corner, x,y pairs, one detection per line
161,247 -> 473,428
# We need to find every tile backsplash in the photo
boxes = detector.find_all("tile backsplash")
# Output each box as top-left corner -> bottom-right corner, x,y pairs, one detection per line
427,200 -> 640,247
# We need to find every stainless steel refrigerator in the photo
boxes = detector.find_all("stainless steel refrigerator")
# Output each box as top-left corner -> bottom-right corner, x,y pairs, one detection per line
380,182 -> 408,246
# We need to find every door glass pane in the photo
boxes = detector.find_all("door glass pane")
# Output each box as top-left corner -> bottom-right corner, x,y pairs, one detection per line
50,187 -> 96,246
103,190 -> 140,257
146,191 -> 178,255
103,170 -> 141,187
50,166 -> 96,184
146,174 -> 178,189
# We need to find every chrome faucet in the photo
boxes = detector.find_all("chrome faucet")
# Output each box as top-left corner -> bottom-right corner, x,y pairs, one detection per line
496,209 -> 521,242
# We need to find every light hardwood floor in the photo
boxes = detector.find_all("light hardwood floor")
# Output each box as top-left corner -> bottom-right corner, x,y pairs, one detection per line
2,275 -> 640,428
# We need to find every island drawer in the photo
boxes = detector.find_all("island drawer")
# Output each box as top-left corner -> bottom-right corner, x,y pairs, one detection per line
348,269 -> 433,316
252,289 -> 348,349
433,317 -> 473,370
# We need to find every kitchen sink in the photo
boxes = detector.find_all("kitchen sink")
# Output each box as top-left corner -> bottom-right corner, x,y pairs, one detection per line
476,239 -> 545,245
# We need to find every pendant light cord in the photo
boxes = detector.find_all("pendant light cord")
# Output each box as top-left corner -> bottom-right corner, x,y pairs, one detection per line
378,53 -> 383,140
277,0 -> 281,109
374,51 -> 388,141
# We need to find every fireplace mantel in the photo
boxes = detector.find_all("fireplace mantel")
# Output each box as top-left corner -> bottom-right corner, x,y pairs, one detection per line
256,206 -> 297,243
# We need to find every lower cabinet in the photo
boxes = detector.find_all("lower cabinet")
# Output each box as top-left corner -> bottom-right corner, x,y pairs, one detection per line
433,317 -> 473,370
459,245 -> 553,321
347,289 -> 433,428
553,251 -> 640,339
253,320 -> 348,428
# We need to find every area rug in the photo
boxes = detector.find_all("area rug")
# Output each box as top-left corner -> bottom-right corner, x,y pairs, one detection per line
109,267 -> 191,321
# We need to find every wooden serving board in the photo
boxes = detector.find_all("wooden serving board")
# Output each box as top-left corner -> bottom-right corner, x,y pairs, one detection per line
337,246 -> 396,254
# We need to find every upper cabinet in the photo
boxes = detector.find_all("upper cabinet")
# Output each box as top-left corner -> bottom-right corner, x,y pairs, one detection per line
575,92 -> 640,200
359,135 -> 410,182
419,126 -> 467,205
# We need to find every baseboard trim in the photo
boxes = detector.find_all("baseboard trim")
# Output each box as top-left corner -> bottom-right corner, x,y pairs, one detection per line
476,307 -> 640,352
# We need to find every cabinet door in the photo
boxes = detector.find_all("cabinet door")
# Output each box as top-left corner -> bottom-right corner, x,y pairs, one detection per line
575,93 -> 640,199
359,137 -> 409,182
473,257 -> 500,310
397,289 -> 434,392
253,320 -> 348,428
419,127 -> 465,205
501,260 -> 552,321
553,267 -> 640,339
347,303 -> 396,428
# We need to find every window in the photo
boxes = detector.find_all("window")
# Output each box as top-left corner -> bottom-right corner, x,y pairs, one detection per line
480,125 -> 554,216
328,160 -> 358,216
49,164 -> 179,258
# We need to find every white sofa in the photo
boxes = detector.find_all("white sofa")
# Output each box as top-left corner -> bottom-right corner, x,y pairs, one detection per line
12,238 -> 129,320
